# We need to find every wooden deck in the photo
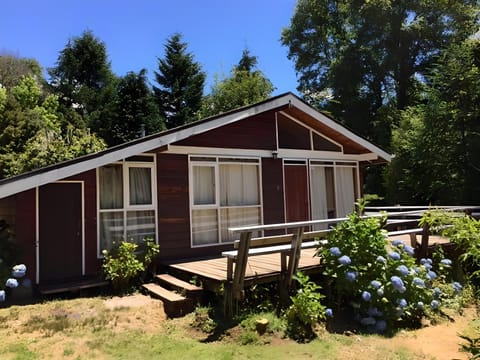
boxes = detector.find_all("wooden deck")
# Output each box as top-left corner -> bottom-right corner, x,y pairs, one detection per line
166,248 -> 321,289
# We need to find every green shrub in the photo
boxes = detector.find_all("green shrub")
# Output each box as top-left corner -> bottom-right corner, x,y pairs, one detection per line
421,209 -> 480,289
102,238 -> 159,293
319,200 -> 461,333
284,272 -> 327,342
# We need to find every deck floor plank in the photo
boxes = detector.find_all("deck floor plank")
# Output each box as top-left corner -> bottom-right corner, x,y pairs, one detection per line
167,248 -> 320,284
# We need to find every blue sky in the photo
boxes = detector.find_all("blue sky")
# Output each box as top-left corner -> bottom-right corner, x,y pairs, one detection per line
1,0 -> 299,95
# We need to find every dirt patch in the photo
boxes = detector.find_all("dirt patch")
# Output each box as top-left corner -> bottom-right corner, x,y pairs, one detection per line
104,293 -> 160,309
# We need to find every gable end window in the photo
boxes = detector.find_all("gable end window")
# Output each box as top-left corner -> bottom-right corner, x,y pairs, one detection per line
97,157 -> 156,255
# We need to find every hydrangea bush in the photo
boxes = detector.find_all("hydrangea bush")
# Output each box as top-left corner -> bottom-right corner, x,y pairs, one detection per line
319,207 -> 461,333
0,263 -> 28,303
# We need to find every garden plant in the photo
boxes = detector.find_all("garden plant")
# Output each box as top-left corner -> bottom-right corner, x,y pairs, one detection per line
102,237 -> 159,293
318,200 -> 463,333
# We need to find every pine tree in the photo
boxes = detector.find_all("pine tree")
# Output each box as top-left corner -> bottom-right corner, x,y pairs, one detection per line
153,33 -> 205,129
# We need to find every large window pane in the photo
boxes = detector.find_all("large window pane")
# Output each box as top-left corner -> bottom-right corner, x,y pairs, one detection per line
99,165 -> 123,209
193,166 -> 215,205
335,167 -> 355,217
220,207 -> 260,242
310,166 -> 328,230
192,209 -> 218,245
126,210 -> 156,244
129,167 -> 152,205
220,164 -> 259,206
99,212 -> 124,252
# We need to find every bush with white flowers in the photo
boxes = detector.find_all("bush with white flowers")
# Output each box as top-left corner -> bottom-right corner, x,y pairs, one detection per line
1,263 -> 28,303
319,205 -> 461,333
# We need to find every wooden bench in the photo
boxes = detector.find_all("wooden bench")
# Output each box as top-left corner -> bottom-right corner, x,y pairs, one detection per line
221,224 -> 330,306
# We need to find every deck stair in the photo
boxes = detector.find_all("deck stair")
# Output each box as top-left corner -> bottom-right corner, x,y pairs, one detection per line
142,273 -> 203,318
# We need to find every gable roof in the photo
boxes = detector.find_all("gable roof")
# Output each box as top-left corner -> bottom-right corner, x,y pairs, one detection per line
0,92 -> 391,199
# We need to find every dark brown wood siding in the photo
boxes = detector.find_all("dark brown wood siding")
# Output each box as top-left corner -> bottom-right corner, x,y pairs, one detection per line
156,153 -> 191,259
277,113 -> 311,150
67,170 -> 99,275
261,158 -> 285,235
174,110 -> 277,150
15,189 -> 36,283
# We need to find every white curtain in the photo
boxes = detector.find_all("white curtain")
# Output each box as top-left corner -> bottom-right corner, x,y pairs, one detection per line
129,167 -> 152,205
99,211 -> 124,251
193,166 -> 215,205
99,165 -> 123,209
220,164 -> 259,206
126,210 -> 155,243
335,167 -> 355,217
192,209 -> 218,245
310,166 -> 328,230
220,207 -> 260,242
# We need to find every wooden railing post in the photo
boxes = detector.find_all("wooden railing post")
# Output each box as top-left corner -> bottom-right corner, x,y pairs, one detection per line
419,222 -> 430,259
231,231 -> 252,300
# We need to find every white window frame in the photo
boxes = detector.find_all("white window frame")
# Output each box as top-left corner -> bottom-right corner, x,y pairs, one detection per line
96,154 -> 157,257
308,159 -> 360,220
189,155 -> 263,248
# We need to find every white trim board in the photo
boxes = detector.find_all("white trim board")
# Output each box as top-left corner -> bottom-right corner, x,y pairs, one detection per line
0,93 -> 391,199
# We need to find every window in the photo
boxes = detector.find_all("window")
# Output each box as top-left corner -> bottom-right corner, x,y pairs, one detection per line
98,157 -> 156,255
310,162 -> 357,228
190,157 -> 261,246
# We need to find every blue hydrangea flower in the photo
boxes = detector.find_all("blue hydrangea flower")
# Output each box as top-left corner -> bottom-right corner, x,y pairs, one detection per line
397,298 -> 408,308
0,290 -> 5,302
396,265 -> 409,276
376,255 -> 386,264
5,278 -> 18,288
370,280 -> 382,289
430,300 -> 439,310
375,319 -> 387,333
360,317 -> 376,326
377,288 -> 384,297
325,308 -> 333,317
362,291 -> 372,302
391,276 -> 405,292
417,301 -> 424,310
392,239 -> 404,247
367,307 -> 383,317
388,251 -> 401,260
451,282 -> 463,293
345,271 -> 357,282
424,263 -> 433,271
338,255 -> 352,265
433,287 -> 442,298
329,247 -> 341,257
403,245 -> 415,256
414,267 -> 423,274
426,271 -> 437,280
420,258 -> 428,265
12,264 -> 27,278
440,259 -> 452,266
413,277 -> 425,288
426,258 -> 433,264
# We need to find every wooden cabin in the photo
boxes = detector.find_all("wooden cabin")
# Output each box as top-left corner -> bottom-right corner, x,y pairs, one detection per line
0,93 -> 391,287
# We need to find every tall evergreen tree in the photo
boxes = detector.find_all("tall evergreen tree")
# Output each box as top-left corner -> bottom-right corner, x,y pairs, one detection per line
110,69 -> 164,145
48,30 -> 118,140
199,49 -> 274,117
153,33 -> 205,129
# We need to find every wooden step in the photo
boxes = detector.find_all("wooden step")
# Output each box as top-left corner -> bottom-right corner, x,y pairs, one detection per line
155,274 -> 202,294
142,283 -> 185,302
142,283 -> 194,318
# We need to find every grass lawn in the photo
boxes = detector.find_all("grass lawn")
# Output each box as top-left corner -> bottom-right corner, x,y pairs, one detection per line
0,294 -> 477,359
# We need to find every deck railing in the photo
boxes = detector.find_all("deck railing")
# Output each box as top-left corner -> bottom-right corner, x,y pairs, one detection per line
222,205 -> 480,315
